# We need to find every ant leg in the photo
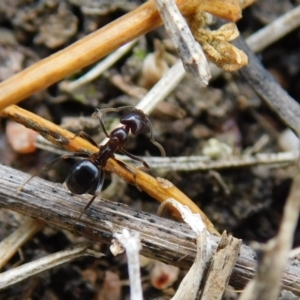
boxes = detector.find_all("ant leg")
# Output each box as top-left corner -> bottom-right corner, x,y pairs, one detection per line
92,110 -> 110,138
119,148 -> 150,169
114,158 -> 136,174
18,153 -> 90,192
72,131 -> 99,148
75,169 -> 105,223
145,116 -> 166,157
114,158 -> 142,192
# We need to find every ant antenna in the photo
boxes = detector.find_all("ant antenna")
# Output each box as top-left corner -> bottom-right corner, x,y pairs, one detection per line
144,114 -> 166,157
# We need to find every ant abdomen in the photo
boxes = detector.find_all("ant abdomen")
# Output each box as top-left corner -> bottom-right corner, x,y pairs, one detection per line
66,160 -> 101,195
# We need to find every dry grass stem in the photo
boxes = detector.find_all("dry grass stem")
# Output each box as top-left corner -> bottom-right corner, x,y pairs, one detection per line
246,5 -> 300,53
135,59 -> 185,113
0,217 -> 45,270
234,37 -> 300,133
61,39 -> 138,92
0,242 -> 103,289
116,151 -> 298,171
113,229 -> 143,300
33,137 -> 298,171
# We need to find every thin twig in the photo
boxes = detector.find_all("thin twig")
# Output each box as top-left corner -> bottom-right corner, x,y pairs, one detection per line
160,199 -> 212,300
0,217 -> 45,270
61,39 -> 138,92
246,5 -> 300,53
117,151 -> 297,171
35,137 -> 298,171
113,229 -> 143,300
0,242 -> 103,289
234,36 -> 300,134
201,232 -> 242,300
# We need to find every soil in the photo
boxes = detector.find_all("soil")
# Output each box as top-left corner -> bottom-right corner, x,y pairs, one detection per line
0,0 -> 300,299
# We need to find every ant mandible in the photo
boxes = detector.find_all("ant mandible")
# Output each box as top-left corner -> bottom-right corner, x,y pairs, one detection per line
21,106 -> 165,223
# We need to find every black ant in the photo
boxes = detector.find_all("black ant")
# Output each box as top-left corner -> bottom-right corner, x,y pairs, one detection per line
21,106 -> 165,223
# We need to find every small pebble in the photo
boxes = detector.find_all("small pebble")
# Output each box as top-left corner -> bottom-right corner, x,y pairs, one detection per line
278,129 -> 300,152
6,121 -> 38,154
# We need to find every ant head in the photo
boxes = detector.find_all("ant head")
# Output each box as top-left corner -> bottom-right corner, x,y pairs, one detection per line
120,109 -> 148,135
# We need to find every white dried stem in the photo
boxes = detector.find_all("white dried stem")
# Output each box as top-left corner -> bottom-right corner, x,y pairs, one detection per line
153,0 -> 211,87
173,231 -> 208,300
34,137 -> 299,171
0,242 -> 103,289
0,217 -> 45,270
117,151 -> 298,171
246,5 -> 300,53
113,229 -> 143,300
61,39 -> 138,91
135,59 -> 186,114
158,199 -> 212,300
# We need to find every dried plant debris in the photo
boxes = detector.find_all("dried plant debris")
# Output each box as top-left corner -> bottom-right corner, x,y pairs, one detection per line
1,0 -> 300,298
188,13 -> 248,71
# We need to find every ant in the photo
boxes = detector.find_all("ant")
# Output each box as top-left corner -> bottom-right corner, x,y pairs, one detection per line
21,106 -> 165,223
